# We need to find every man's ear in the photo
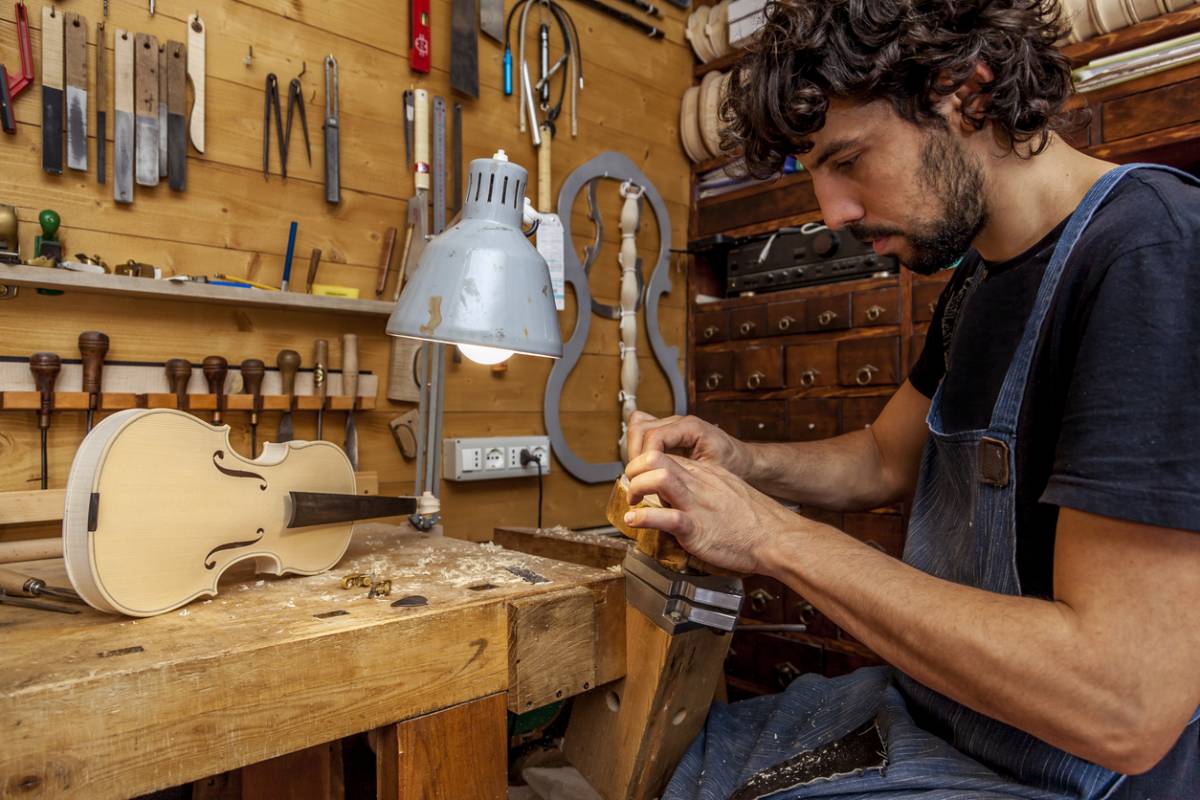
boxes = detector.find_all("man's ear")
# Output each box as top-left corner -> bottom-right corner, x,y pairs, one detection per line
935,61 -> 995,132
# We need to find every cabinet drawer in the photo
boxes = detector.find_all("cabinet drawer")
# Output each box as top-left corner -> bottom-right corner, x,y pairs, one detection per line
843,512 -> 905,559
735,347 -> 784,391
754,633 -> 824,689
694,401 -> 734,434
695,310 -> 729,344
841,397 -> 889,432
735,401 -> 788,441
787,398 -> 840,441
744,576 -> 786,623
1103,74 -> 1200,143
695,351 -> 734,393
766,300 -> 806,336
837,337 -> 900,386
912,281 -> 946,323
805,293 -> 851,332
786,342 -> 838,389
852,287 -> 900,327
784,590 -> 839,639
730,306 -> 767,340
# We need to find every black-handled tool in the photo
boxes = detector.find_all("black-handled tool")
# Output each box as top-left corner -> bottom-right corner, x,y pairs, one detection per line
241,358 -> 265,457
78,331 -> 110,432
30,352 -> 61,489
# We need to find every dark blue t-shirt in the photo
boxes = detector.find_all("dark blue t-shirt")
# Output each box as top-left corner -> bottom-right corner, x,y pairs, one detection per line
909,167 -> 1200,795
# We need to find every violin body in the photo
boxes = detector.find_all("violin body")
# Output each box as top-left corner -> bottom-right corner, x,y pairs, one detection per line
63,408 -> 356,617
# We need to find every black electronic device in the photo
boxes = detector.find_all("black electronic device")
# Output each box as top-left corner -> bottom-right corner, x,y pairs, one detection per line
724,227 -> 898,296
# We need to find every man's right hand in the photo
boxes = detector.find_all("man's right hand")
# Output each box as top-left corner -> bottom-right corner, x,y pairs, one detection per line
626,410 -> 754,480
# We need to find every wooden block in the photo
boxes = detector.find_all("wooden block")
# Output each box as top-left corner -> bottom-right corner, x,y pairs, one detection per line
507,587 -> 597,712
492,526 -> 630,570
0,489 -> 65,526
565,604 -> 732,800
241,741 -> 344,800
376,693 -> 507,800
606,477 -> 727,575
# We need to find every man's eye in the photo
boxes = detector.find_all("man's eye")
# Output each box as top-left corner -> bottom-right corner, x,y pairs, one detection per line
835,156 -> 859,172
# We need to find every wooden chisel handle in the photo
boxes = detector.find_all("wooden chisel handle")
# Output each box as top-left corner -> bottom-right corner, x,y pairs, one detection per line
313,339 -> 328,401
376,227 -> 397,297
342,334 -> 359,401
277,349 -> 300,400
165,358 -> 192,410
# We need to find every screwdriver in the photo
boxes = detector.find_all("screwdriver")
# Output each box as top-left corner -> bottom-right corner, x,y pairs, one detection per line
313,339 -> 328,440
78,331 -> 109,432
165,358 -> 192,411
29,352 -> 61,490
240,358 -> 265,457
202,356 -> 229,425
0,566 -> 85,604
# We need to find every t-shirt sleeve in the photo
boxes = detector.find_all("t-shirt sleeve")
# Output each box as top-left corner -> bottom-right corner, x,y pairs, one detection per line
1041,236 -> 1200,532
908,275 -> 955,398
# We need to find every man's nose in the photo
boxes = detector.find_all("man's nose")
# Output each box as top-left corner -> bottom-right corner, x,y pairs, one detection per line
813,179 -> 866,230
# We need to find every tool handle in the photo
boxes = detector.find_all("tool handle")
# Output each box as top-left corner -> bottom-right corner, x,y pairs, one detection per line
313,339 -> 328,400
64,13 -> 87,92
0,567 -> 36,597
276,349 -> 301,397
306,249 -> 321,293
41,7 -> 63,91
503,48 -> 513,96
202,356 -> 228,394
164,358 -> 192,409
413,89 -> 430,192
342,334 -> 359,401
29,352 -> 61,428
376,227 -> 397,297
538,125 -> 552,212
133,33 -> 158,118
240,358 -> 265,397
78,331 -> 110,395
282,221 -> 298,291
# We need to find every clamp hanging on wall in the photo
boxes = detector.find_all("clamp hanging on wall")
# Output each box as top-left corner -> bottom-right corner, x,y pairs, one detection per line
545,152 -> 686,484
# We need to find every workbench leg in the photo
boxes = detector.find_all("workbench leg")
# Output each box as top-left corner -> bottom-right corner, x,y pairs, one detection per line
239,741 -> 344,799
376,692 -> 508,800
563,604 -> 732,800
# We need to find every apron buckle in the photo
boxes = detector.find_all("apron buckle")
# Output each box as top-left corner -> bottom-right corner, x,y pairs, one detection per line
978,437 -> 1010,487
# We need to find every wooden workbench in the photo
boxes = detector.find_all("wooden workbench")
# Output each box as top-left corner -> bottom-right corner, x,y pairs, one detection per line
0,524 -> 625,799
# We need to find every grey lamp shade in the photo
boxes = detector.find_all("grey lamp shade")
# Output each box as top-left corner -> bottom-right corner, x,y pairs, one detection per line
386,154 -> 563,359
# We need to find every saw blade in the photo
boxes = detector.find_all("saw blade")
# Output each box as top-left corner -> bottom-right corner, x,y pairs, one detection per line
432,96 -> 446,235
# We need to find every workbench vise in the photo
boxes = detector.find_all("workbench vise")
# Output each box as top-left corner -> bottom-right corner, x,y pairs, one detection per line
607,475 -> 744,634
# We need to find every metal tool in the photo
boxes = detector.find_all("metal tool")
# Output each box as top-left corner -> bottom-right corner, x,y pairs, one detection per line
343,334 -> 359,470
306,248 -> 321,293
481,0 -> 504,42
276,349 -> 300,442
65,12 -> 88,172
1,1 -> 34,136
134,33 -> 160,187
313,339 -> 328,440
157,44 -> 167,177
262,73 -> 285,178
376,227 -> 397,298
78,331 -> 109,432
166,40 -> 187,191
452,103 -> 463,215
29,352 -> 61,490
433,96 -> 447,235
450,0 -> 479,98
0,590 -> 80,614
323,56 -> 340,204
623,549 -> 744,634
113,29 -> 134,203
403,89 -> 414,166
149,0 -> 155,16
241,358 -> 265,457
285,77 -> 311,168
187,13 -> 205,154
202,355 -> 228,424
95,21 -> 107,183
165,358 -> 192,410
42,6 -> 64,174
0,567 -> 84,604
400,88 -> 431,288
410,0 -> 431,73
282,220 -> 298,291
575,0 -> 664,36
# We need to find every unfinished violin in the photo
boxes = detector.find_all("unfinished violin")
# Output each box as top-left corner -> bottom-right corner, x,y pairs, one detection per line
63,409 -> 415,617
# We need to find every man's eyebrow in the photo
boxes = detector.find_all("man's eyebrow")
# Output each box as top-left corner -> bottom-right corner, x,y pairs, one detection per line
811,137 -> 863,170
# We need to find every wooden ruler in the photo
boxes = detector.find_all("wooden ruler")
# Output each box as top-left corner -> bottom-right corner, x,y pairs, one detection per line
64,11 -> 88,172
113,29 -> 134,203
133,33 -> 159,187
41,6 -> 64,175
166,41 -> 187,191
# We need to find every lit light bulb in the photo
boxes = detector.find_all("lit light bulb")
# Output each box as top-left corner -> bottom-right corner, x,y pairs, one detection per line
458,344 -> 515,365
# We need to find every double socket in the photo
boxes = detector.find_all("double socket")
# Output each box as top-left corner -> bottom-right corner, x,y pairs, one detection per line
444,436 -> 551,482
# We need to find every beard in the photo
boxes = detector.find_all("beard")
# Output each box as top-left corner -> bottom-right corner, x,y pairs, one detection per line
848,129 -> 988,276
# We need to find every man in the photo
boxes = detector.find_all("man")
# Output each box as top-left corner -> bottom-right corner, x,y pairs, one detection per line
625,1 -> 1200,797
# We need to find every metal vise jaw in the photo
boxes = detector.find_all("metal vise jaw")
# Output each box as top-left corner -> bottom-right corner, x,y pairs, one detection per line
623,549 -> 744,635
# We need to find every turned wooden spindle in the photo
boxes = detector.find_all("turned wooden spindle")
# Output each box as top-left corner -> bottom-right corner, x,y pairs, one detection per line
164,358 -> 193,411
202,356 -> 229,424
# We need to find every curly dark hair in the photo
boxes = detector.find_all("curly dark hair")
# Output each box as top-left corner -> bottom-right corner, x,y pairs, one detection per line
721,0 -> 1084,179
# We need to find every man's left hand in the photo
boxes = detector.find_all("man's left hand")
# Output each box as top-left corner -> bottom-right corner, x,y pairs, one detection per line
624,450 -> 802,574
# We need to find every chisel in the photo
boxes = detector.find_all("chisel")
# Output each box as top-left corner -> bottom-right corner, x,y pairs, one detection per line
64,12 -> 88,172
78,331 -> 109,432
376,227 -> 397,298
165,358 -> 192,410
313,339 -> 328,440
323,56 -> 340,205
166,41 -> 187,191
276,349 -> 300,442
240,358 -> 265,458
343,334 -> 359,470
113,29 -> 134,203
41,6 -> 64,175
202,355 -> 228,424
157,44 -> 166,177
134,33 -> 160,187
96,22 -> 107,184
0,567 -> 84,605
29,352 -> 61,490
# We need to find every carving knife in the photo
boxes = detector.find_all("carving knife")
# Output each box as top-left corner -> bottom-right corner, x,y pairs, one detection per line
134,33 -> 160,187
323,55 -> 340,204
276,349 -> 300,442
113,29 -> 134,203
343,334 -> 359,470
314,339 -> 328,440
187,13 -> 205,153
64,11 -> 88,172
41,6 -> 64,175
96,21 -> 106,183
166,40 -> 187,191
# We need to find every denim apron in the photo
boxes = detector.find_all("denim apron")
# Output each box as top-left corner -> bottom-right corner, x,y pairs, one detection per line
664,164 -> 1200,800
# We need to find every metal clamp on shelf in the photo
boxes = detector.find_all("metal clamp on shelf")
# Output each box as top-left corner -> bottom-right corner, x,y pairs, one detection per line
623,548 -> 744,634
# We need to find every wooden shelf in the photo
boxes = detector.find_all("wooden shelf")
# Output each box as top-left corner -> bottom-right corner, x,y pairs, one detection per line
0,391 -> 377,412
1062,5 -> 1200,65
0,264 -> 396,318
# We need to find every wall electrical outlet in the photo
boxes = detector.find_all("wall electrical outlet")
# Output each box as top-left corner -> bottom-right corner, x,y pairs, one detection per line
444,437 -> 552,482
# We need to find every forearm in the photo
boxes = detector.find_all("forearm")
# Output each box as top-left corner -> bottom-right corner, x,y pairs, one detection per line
760,524 -> 1149,770
745,430 -> 899,511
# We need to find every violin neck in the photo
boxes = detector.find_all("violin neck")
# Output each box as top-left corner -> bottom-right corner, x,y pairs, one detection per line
287,493 -> 418,528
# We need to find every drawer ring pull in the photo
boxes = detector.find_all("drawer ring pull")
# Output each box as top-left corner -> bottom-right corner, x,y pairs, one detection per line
817,310 -> 838,327
799,368 -> 820,388
927,301 -> 937,315
866,304 -> 885,322
703,325 -> 719,340
705,372 -> 722,390
777,315 -> 795,332
747,371 -> 765,390
855,364 -> 880,386
739,321 -> 757,336
749,588 -> 777,612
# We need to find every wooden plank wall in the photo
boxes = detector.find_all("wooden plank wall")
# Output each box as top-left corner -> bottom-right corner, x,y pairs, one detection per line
0,0 -> 692,542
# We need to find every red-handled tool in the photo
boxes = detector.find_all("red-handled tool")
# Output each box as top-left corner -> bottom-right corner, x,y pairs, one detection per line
1,2 -> 34,135
410,0 -> 431,73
